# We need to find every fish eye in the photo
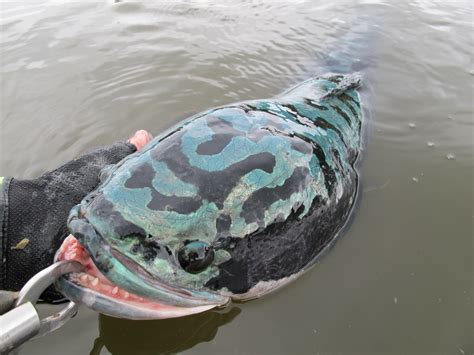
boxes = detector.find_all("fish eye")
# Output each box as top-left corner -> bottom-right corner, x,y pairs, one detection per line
177,240 -> 214,274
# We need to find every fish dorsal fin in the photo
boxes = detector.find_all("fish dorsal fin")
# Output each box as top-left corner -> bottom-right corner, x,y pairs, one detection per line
277,72 -> 362,103
320,72 -> 362,100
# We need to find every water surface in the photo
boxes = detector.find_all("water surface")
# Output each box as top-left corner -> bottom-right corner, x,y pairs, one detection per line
0,0 -> 472,354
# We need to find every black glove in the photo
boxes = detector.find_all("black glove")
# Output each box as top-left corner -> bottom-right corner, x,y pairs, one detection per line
1,142 -> 137,301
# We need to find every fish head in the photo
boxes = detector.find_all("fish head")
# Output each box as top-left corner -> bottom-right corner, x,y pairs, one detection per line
55,139 -> 235,320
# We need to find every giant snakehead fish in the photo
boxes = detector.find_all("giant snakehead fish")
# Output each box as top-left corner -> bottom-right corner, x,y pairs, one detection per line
55,73 -> 364,319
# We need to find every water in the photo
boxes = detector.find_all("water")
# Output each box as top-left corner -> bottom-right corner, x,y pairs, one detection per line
1,0 -> 472,354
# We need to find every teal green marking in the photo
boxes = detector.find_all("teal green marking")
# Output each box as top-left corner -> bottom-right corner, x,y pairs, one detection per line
215,107 -> 267,132
150,160 -> 198,197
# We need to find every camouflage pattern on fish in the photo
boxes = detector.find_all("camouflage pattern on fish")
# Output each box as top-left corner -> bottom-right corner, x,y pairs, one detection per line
56,73 -> 363,319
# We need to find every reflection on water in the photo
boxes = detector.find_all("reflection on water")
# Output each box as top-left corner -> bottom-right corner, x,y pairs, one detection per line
91,307 -> 241,355
1,0 -> 472,354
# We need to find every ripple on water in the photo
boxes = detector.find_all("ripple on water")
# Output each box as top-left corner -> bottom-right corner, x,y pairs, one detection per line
1,1 -> 472,353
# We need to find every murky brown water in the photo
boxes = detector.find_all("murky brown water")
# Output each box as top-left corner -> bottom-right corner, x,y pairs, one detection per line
1,0 -> 472,354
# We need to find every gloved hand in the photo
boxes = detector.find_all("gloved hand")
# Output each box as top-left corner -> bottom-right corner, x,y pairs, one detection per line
0,130 -> 152,301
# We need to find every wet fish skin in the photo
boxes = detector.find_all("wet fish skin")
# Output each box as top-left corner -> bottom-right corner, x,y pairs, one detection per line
67,73 -> 363,303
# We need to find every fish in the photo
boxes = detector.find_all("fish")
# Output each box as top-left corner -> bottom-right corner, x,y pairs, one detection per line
55,73 -> 364,319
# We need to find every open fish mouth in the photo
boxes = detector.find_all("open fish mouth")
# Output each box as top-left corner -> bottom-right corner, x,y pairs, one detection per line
55,235 -> 227,320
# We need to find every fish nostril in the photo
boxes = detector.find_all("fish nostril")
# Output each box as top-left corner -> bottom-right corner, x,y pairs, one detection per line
177,240 -> 214,274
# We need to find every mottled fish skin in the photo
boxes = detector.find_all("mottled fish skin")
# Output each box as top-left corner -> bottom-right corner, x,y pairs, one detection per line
70,73 -> 363,300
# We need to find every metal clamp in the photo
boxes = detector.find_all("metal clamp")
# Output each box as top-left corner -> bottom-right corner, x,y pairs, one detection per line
0,260 -> 85,353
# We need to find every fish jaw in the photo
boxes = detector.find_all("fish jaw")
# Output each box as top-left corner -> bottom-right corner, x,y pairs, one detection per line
54,235 -> 227,320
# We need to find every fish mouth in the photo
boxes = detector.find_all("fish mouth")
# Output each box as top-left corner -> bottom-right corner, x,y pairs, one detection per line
54,207 -> 230,320
55,235 -> 218,319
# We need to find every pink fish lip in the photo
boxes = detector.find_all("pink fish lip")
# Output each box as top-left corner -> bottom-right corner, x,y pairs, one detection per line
54,235 -> 219,320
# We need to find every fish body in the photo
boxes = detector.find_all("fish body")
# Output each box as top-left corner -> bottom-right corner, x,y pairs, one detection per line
57,73 -> 363,319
